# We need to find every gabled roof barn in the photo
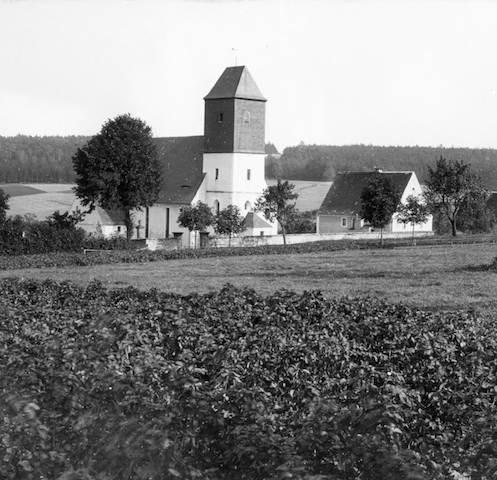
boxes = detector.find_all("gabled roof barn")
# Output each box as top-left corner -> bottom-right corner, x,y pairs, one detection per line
318,171 -> 414,215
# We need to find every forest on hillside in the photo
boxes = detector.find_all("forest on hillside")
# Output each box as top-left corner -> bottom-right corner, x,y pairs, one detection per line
266,144 -> 497,189
0,136 -> 89,183
2,136 -> 497,189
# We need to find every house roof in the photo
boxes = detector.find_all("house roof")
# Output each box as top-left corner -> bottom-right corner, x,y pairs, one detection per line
94,206 -> 126,225
153,136 -> 205,204
204,66 -> 267,102
318,171 -> 414,216
70,198 -> 126,226
243,212 -> 273,229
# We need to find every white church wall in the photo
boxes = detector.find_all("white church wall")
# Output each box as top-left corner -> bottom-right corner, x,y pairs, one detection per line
203,152 -> 267,215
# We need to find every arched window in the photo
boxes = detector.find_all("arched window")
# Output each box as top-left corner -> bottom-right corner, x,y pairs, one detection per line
243,111 -> 251,123
213,200 -> 220,215
245,201 -> 252,211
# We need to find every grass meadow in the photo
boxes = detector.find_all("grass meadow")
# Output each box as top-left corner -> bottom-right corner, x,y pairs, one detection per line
1,242 -> 496,315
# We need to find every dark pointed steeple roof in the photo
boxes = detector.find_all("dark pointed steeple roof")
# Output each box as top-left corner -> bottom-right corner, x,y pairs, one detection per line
204,66 -> 266,101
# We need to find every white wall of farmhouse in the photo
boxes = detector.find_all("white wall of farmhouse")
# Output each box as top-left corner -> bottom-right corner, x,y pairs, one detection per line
391,172 -> 432,233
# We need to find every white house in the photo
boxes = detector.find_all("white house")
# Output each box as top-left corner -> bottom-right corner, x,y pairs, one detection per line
317,169 -> 433,234
71,66 -> 277,244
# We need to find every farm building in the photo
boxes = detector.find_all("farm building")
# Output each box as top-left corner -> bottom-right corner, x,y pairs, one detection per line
71,66 -> 277,243
317,169 -> 433,234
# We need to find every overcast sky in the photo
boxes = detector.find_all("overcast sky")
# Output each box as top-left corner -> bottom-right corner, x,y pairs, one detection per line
1,0 -> 496,151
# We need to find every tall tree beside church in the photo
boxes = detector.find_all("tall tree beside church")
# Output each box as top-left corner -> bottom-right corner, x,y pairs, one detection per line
72,114 -> 162,240
255,180 -> 298,245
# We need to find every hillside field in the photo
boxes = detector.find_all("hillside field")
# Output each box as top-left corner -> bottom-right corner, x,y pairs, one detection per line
1,181 -> 330,222
0,183 -> 75,219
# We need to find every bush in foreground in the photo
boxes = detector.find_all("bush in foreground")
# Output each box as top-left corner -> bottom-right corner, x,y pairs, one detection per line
1,279 -> 497,479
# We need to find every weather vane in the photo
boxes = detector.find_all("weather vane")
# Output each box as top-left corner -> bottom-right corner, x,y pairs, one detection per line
232,47 -> 238,66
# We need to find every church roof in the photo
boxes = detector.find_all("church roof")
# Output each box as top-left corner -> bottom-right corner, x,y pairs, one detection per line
242,212 -> 273,229
153,136 -> 205,204
204,66 -> 267,102
318,171 -> 413,216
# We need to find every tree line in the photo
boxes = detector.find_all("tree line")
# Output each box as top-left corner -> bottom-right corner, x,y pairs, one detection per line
0,135 -> 89,183
266,143 -> 497,188
4,136 -> 497,190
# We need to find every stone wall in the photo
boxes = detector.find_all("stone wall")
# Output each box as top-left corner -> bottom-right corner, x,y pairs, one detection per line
206,231 -> 434,248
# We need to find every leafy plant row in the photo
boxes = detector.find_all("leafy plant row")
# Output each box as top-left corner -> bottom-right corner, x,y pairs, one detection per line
0,239 -> 379,270
1,278 -> 497,479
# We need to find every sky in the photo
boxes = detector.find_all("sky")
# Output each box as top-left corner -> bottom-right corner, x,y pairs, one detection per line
1,0 -> 497,151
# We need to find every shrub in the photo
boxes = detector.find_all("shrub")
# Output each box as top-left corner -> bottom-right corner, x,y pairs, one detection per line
0,215 -> 86,255
81,234 -> 137,251
0,213 -> 139,257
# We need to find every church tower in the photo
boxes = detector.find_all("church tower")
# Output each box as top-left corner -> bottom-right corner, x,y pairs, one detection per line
203,66 -> 272,226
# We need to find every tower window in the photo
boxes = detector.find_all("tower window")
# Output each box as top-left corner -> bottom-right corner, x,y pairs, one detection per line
247,169 -> 251,180
218,112 -> 224,123
243,111 -> 251,123
214,200 -> 220,214
215,168 -> 219,180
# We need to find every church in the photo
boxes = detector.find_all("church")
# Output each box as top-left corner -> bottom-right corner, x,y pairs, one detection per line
73,66 -> 277,243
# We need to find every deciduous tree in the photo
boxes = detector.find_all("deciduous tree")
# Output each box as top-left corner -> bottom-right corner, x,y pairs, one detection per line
425,156 -> 486,236
72,114 -> 162,240
254,180 -> 298,245
396,195 -> 430,245
178,201 -> 215,248
360,175 -> 402,245
451,188 -> 494,234
214,205 -> 247,247
285,209 -> 317,234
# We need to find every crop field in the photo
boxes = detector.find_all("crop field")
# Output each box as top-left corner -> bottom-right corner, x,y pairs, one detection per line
266,179 -> 332,211
2,242 -> 497,479
2,183 -> 76,219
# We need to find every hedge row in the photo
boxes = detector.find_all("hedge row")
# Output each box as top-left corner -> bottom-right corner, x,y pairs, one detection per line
1,278 -> 497,479
0,239 -> 380,270
0,216 -> 136,256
